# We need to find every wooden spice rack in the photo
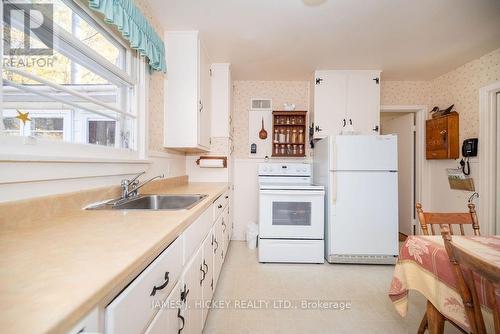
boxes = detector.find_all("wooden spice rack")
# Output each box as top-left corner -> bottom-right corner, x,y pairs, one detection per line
271,111 -> 307,157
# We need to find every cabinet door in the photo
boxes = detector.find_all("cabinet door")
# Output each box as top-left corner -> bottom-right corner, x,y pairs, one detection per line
201,233 -> 213,327
145,281 -> 181,334
182,248 -> 203,334
212,217 -> 224,287
198,41 -> 211,148
313,71 -> 347,138
346,71 -> 380,134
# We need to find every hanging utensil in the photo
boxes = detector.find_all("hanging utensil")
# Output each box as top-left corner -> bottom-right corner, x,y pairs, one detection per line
259,117 -> 268,139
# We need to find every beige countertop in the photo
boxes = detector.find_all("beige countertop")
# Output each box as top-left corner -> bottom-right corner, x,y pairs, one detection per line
0,182 -> 228,334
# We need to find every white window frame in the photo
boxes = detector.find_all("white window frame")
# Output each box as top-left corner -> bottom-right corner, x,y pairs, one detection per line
0,0 -> 149,163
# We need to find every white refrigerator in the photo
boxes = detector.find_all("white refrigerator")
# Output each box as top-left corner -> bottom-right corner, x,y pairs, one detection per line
313,135 -> 399,264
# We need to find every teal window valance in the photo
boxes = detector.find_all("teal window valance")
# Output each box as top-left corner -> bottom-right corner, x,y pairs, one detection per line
88,0 -> 166,73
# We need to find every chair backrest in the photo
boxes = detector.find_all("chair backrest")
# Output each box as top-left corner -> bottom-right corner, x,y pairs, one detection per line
441,227 -> 500,334
415,203 -> 480,236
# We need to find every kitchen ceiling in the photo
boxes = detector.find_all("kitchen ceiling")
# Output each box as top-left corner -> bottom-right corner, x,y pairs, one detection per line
146,0 -> 500,81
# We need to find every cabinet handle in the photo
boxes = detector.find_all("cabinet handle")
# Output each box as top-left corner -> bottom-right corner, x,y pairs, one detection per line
213,238 -> 219,252
199,100 -> 203,112
218,204 -> 223,209
177,309 -> 185,334
225,195 -> 229,199
203,259 -> 209,272
222,221 -> 226,232
150,271 -> 170,296
200,262 -> 207,285
181,283 -> 189,302
315,125 -> 322,132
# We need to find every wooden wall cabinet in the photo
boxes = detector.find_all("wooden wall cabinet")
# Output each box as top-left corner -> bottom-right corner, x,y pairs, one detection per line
272,111 -> 307,157
425,112 -> 459,159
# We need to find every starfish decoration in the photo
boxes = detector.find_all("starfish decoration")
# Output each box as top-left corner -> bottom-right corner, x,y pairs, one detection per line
15,110 -> 31,125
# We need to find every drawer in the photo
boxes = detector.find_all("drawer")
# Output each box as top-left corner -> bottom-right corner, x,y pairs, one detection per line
212,190 -> 229,220
105,236 -> 183,334
66,308 -> 99,334
144,281 -> 181,334
184,207 -> 212,262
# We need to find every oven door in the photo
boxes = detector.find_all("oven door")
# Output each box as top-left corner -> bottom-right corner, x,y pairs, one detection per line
259,189 -> 324,239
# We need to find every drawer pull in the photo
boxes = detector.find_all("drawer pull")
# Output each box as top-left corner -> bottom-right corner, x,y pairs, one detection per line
203,260 -> 208,273
217,204 -> 223,209
181,284 -> 189,302
150,271 -> 170,296
200,263 -> 207,285
213,238 -> 219,252
225,195 -> 229,199
177,309 -> 185,334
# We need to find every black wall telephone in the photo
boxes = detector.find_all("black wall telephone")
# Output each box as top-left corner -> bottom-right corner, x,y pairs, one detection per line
460,138 -> 478,175
462,138 -> 478,157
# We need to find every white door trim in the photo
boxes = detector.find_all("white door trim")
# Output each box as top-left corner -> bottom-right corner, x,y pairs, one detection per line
380,105 -> 429,235
479,81 -> 500,235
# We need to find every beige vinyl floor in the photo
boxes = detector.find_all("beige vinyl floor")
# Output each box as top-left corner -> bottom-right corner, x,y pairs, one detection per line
204,241 -> 461,334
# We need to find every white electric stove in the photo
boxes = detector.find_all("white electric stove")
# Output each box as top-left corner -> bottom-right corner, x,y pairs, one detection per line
258,163 -> 325,263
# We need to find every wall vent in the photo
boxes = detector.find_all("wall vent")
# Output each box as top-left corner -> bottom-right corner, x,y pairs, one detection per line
251,98 -> 272,110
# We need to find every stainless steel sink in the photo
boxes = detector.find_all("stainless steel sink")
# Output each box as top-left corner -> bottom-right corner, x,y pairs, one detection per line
86,194 -> 208,211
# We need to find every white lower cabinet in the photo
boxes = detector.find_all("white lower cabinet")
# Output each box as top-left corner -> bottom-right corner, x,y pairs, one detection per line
145,281 -> 181,334
212,216 -> 224,287
181,248 -> 203,334
201,233 -> 213,326
102,190 -> 231,334
105,236 -> 183,334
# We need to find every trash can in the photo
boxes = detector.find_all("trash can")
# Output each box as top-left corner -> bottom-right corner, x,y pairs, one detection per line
246,222 -> 259,249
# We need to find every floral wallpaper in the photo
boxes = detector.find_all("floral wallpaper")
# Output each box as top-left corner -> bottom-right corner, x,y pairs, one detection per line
380,81 -> 431,106
430,48 -> 500,141
381,47 -> 500,142
232,81 -> 310,159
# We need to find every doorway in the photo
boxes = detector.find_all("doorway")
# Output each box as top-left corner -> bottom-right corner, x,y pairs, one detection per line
380,112 -> 416,238
496,92 -> 500,231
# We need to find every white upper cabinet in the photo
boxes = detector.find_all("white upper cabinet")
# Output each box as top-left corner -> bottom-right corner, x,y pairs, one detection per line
210,63 -> 231,138
310,70 -> 381,139
164,31 -> 211,151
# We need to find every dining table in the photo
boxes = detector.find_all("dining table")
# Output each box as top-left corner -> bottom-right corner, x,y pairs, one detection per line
389,235 -> 500,333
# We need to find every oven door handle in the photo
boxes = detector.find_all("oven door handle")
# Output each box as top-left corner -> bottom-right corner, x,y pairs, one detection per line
259,190 -> 325,196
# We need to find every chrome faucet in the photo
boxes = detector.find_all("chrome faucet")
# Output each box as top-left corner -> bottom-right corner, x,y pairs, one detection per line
120,172 -> 164,199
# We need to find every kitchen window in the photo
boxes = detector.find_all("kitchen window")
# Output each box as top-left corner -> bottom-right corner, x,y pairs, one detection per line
1,0 -> 146,159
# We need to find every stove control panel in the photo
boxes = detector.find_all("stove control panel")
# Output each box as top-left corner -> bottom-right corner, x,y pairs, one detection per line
258,163 -> 311,176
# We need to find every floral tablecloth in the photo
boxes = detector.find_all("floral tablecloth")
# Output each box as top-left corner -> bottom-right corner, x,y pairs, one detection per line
389,235 -> 500,331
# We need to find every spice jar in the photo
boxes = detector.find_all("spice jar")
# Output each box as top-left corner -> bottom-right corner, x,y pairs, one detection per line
291,129 -> 297,143
298,129 -> 304,143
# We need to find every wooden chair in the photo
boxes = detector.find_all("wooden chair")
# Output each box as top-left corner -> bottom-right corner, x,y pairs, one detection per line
415,203 -> 480,236
415,203 -> 481,333
441,226 -> 500,334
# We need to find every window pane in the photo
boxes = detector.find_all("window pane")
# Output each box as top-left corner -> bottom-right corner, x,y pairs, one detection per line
30,0 -> 124,68
1,1 -> 136,152
88,120 -> 116,147
32,117 -> 64,140
2,117 -> 21,136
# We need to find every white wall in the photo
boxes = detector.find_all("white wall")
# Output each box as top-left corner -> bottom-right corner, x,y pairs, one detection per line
0,151 -> 186,203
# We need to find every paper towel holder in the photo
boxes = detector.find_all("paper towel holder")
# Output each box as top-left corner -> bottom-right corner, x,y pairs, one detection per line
196,156 -> 227,168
